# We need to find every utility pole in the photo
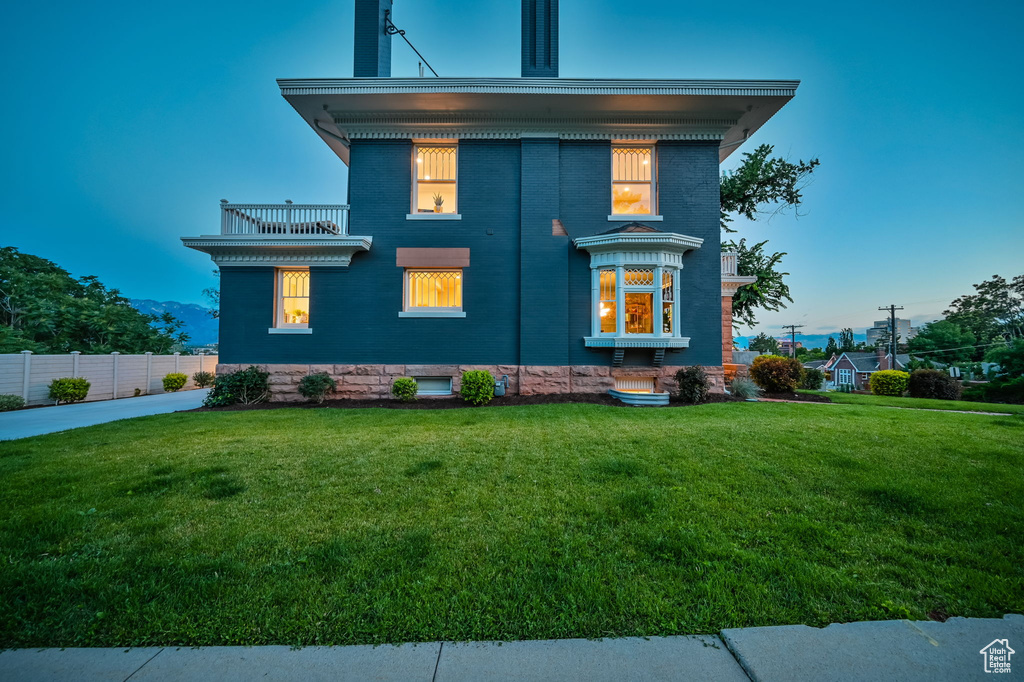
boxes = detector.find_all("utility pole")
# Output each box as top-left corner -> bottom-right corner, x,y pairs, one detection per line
781,324 -> 804,358
878,304 -> 904,369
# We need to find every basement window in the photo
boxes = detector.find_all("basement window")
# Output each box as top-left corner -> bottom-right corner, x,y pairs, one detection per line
414,376 -> 453,396
413,144 -> 458,215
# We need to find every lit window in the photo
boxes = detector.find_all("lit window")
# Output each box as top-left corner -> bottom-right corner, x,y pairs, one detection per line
414,145 -> 457,214
611,146 -> 655,215
276,268 -> 310,328
405,269 -> 463,312
599,269 -> 617,333
662,271 -> 674,334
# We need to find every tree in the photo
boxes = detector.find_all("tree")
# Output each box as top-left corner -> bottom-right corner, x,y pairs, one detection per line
0,247 -> 187,354
748,332 -> 780,354
798,346 -> 827,362
908,320 -> 977,365
723,238 -> 793,329
985,338 -> 1024,379
944,274 -> 1024,357
203,269 -> 220,319
721,144 -> 819,329
825,336 -> 839,357
839,328 -> 856,352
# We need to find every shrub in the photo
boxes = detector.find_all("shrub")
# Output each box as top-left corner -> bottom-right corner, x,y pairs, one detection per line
192,370 -> 215,388
0,394 -> 26,411
162,373 -> 188,392
674,366 -> 710,404
907,369 -> 961,400
203,366 -> 270,407
729,377 -> 761,399
870,370 -> 909,397
392,377 -> 419,402
749,355 -> 803,393
962,376 -> 1024,404
800,368 -> 825,390
298,372 -> 336,404
460,370 -> 495,406
48,377 -> 90,404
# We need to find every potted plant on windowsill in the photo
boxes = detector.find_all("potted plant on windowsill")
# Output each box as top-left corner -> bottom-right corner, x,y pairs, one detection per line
432,193 -> 444,213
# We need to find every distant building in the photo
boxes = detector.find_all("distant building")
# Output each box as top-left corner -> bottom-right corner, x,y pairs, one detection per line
778,338 -> 803,356
867,318 -> 917,346
821,349 -> 910,389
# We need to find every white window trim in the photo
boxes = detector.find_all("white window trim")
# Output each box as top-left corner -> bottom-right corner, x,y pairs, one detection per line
268,327 -> 313,334
838,369 -> 853,384
402,268 -> 465,317
610,144 -> 657,218
412,143 -> 458,216
274,268 -> 310,330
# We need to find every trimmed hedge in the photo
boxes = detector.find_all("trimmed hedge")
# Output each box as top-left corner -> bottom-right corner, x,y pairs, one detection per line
908,369 -> 961,400
0,394 -> 26,411
392,378 -> 418,402
460,370 -> 495,406
48,377 -> 90,404
162,373 -> 188,392
749,355 -> 803,393
203,366 -> 270,407
192,371 -> 215,388
799,368 -> 825,390
674,366 -> 710,404
298,372 -> 335,404
870,370 -> 909,397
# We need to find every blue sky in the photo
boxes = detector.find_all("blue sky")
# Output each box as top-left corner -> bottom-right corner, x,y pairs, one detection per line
2,0 -> 1022,344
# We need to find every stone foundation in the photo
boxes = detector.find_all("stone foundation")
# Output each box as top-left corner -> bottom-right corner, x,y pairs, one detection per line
216,364 -> 728,403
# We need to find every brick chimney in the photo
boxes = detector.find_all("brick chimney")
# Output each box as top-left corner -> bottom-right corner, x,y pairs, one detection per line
354,0 -> 393,77
522,0 -> 559,77
876,346 -> 887,371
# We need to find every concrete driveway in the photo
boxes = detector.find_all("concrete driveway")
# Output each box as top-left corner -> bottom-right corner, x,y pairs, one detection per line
0,389 -> 209,441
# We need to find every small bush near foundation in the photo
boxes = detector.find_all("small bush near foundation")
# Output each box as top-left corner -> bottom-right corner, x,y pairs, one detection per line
749,355 -> 803,393
730,377 -> 761,399
800,368 -> 825,390
192,371 -> 215,388
48,377 -> 90,405
203,366 -> 269,407
162,373 -> 188,392
908,369 -> 961,400
674,366 -> 710,404
870,370 -> 910,397
460,370 -> 495,406
0,394 -> 26,411
392,378 -> 419,402
298,372 -> 336,404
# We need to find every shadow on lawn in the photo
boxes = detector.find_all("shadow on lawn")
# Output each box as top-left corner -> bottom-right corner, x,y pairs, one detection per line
124,464 -> 246,500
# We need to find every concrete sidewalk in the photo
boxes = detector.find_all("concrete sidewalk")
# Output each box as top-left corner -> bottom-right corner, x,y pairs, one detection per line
0,390 -> 209,441
1,614 -> 1019,681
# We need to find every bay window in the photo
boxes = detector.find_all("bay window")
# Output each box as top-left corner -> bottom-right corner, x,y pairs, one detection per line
413,144 -> 458,215
611,145 -> 655,216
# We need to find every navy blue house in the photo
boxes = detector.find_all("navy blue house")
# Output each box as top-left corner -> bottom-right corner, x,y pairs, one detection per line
183,0 -> 795,400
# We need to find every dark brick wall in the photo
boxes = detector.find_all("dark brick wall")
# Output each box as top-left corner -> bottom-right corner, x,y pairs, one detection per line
353,0 -> 392,78
218,138 -> 722,368
521,0 -> 559,77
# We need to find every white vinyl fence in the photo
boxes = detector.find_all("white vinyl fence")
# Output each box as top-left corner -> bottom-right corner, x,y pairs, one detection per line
0,352 -> 218,406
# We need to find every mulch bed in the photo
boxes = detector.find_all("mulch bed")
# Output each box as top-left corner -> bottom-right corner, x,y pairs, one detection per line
191,391 -> 747,412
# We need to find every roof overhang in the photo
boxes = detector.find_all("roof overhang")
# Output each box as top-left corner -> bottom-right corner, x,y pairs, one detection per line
278,78 -> 799,165
181,235 -> 372,267
573,231 -> 704,255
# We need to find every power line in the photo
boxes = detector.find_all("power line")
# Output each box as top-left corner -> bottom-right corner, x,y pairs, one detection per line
781,324 -> 804,358
878,304 -> 904,369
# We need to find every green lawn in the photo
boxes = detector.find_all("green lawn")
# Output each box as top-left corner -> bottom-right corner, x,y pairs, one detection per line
799,390 -> 1024,415
1,402 -> 1022,648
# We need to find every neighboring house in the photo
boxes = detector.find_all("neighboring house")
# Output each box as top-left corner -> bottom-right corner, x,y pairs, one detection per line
821,350 -> 910,389
183,0 -> 792,400
866,318 -> 917,346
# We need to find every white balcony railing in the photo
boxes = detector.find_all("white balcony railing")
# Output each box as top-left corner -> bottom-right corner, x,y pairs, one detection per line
721,252 -> 739,277
220,201 -> 349,236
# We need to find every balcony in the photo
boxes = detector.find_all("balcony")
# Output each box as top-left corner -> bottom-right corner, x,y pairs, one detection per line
721,251 -> 757,296
182,202 -> 371,267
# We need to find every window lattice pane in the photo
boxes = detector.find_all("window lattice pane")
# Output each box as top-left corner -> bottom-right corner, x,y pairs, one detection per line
416,147 -> 457,181
407,270 -> 463,309
599,269 -> 617,333
612,147 -> 652,182
624,269 -> 654,286
281,270 -> 309,297
661,271 -> 674,302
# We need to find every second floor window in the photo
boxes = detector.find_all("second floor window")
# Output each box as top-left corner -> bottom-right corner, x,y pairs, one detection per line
414,144 -> 457,214
276,268 -> 310,328
611,145 -> 655,216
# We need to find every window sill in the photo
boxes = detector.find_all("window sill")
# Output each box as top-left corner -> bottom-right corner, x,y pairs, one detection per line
584,336 -> 689,349
268,327 -> 313,334
608,215 -> 663,222
406,213 -> 463,221
399,311 -> 467,318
